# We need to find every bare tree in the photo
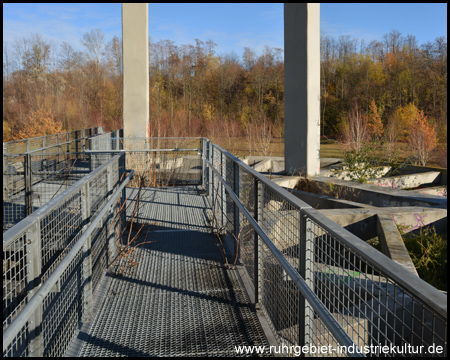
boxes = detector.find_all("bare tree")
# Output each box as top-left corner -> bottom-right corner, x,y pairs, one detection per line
26,33 -> 51,77
81,28 -> 105,69
59,41 -> 84,73
339,102 -> 370,152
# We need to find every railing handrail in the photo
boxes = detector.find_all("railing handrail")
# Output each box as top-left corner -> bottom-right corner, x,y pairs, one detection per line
2,127 -> 102,147
206,158 -> 364,356
209,141 -> 313,211
3,168 -> 133,353
3,137 -> 87,156
85,148 -> 201,153
3,153 -> 124,248
205,138 -> 447,320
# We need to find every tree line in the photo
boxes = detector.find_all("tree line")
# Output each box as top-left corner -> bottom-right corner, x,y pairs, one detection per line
3,29 -> 447,155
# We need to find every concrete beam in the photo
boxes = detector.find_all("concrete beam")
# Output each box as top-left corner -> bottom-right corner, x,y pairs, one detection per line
122,3 -> 149,138
377,215 -> 419,276
284,3 -> 321,176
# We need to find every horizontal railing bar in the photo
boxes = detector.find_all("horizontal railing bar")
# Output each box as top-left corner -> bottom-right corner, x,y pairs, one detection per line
302,207 -> 448,318
206,159 -> 363,356
2,128 -> 97,146
105,136 -> 202,140
4,138 -> 88,155
3,154 -> 124,248
85,148 -> 201,153
3,168 -> 134,353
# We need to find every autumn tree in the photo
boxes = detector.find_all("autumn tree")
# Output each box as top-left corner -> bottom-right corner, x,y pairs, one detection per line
367,99 -> 384,138
339,102 -> 370,152
390,103 -> 418,140
408,110 -> 437,166
17,106 -> 62,139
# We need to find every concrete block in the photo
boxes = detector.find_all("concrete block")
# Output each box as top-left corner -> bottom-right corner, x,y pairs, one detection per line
411,185 -> 447,197
367,171 -> 441,189
390,209 -> 447,235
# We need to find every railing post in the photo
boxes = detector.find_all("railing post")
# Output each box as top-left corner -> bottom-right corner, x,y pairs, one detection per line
106,163 -> 115,265
254,179 -> 263,305
89,138 -> 93,171
25,154 -> 33,216
119,129 -> 123,150
119,153 -> 127,248
3,153 -> 7,202
27,221 -> 43,357
299,210 -> 314,348
26,139 -> 30,153
81,182 -> 93,321
42,137 -> 46,159
211,145 -> 214,212
202,139 -> 206,190
75,130 -> 79,154
221,150 -> 226,232
233,161 -> 240,256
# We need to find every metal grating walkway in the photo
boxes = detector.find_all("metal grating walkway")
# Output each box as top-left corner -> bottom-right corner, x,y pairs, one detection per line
69,186 -> 271,357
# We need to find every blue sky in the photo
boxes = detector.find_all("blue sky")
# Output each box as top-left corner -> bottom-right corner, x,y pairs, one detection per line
3,3 -> 447,57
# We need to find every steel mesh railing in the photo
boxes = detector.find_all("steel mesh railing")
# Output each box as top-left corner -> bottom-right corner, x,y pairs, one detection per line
87,136 -> 203,186
202,138 -> 447,357
3,127 -> 102,155
4,136 -> 447,357
3,128 -> 104,231
3,152 -> 91,232
3,153 -> 128,357
304,209 -> 447,356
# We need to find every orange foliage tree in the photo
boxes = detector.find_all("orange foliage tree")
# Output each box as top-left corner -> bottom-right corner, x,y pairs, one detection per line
367,99 -> 384,138
408,110 -> 437,166
16,106 -> 63,140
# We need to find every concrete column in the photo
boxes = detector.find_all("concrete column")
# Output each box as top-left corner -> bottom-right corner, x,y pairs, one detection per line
284,3 -> 320,176
122,3 -> 149,138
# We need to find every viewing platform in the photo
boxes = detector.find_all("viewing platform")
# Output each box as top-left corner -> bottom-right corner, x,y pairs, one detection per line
3,129 -> 447,357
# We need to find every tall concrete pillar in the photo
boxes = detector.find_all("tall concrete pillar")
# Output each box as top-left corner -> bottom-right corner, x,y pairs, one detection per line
284,3 -> 320,176
122,3 -> 149,138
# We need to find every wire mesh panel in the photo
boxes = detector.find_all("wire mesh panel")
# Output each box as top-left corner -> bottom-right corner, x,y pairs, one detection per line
5,141 -> 27,154
3,127 -> 101,155
3,225 -> 32,331
260,183 -> 301,264
40,189 -> 83,283
2,322 -> 30,357
305,209 -> 447,357
88,170 -> 109,217
42,248 -> 84,357
237,165 -> 257,292
29,153 -> 88,211
3,147 -> 92,231
28,137 -> 44,152
3,153 -> 127,358
3,155 -> 26,231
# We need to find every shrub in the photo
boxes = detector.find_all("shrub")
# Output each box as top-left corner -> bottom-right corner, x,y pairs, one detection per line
402,227 -> 447,291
